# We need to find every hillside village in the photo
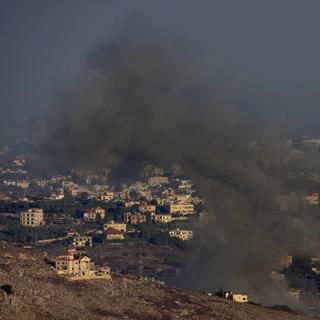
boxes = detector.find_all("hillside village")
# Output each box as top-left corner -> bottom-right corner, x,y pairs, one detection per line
1,139 -> 320,314
0,157 -> 199,244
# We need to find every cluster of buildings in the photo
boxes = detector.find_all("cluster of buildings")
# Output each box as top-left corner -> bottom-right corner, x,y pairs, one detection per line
0,155 -> 198,287
0,155 -> 200,213
12,162 -> 198,247
4,141 -> 320,307
17,203 -> 194,243
61,165 -> 199,242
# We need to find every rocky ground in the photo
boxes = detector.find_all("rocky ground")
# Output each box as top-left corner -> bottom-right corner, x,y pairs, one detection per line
0,242 -> 314,320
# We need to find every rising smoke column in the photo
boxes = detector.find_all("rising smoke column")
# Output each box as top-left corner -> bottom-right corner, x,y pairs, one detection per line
36,22 -> 304,304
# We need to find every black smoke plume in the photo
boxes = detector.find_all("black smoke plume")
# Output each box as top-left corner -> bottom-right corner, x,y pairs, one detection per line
36,21 -> 310,304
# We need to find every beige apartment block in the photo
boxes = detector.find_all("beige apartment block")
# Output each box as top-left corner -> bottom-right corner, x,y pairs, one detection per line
20,208 -> 44,227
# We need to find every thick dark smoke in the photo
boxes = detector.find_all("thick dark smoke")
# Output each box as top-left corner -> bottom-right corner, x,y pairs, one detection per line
36,22 -> 310,304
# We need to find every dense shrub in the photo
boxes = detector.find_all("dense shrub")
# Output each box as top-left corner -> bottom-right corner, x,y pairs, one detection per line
0,284 -> 13,295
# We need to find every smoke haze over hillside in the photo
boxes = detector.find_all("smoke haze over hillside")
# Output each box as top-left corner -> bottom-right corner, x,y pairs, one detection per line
34,20 -> 316,305
2,1 -> 320,306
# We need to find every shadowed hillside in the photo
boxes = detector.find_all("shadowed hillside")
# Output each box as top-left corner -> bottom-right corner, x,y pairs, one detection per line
0,243 -> 312,320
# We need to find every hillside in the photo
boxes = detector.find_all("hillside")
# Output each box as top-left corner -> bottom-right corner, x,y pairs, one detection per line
0,243 -> 312,320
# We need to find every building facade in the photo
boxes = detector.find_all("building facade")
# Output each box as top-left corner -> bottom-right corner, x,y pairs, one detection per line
72,235 -> 93,248
124,212 -> 147,224
170,204 -> 195,215
83,207 -> 106,221
154,214 -> 172,223
169,229 -> 193,241
106,228 -> 125,240
20,208 -> 44,227
55,246 -> 92,277
104,222 -> 126,232
55,246 -> 111,280
148,176 -> 169,186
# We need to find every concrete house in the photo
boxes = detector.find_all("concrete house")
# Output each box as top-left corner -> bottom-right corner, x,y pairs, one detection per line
83,207 -> 106,221
20,208 -> 44,227
55,246 -> 111,280
72,235 -> 93,248
106,228 -> 125,240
